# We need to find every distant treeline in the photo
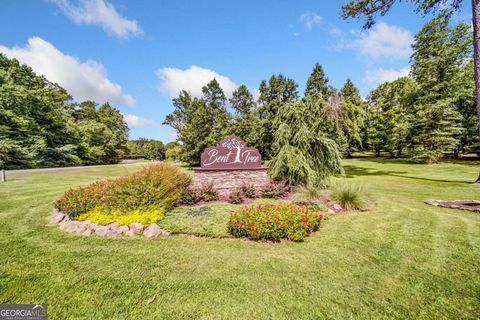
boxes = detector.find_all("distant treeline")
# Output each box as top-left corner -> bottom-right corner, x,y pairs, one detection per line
0,54 -> 129,169
125,140 -> 183,161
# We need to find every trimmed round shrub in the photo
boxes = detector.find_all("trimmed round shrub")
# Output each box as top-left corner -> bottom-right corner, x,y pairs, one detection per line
54,163 -> 191,220
227,204 -> 323,242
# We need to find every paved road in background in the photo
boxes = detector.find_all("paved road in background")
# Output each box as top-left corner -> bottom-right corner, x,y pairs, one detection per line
4,160 -> 151,175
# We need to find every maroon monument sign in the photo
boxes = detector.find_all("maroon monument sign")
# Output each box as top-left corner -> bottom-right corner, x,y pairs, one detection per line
193,135 -> 269,198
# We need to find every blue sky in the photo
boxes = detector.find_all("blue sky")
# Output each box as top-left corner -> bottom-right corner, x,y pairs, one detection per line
0,0 -> 472,142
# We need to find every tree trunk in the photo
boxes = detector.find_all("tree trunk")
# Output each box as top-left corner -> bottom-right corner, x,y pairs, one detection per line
472,0 -> 480,184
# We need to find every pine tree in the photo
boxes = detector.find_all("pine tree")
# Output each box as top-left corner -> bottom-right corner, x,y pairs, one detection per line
305,62 -> 332,98
229,85 -> 261,148
366,77 -> 417,157
340,79 -> 365,157
410,15 -> 471,162
257,74 -> 299,159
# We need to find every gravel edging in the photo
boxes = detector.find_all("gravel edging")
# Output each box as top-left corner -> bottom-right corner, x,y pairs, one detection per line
50,210 -> 171,239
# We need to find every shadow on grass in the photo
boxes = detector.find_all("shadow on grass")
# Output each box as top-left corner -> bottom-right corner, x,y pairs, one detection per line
344,164 -> 472,184
343,165 -> 406,178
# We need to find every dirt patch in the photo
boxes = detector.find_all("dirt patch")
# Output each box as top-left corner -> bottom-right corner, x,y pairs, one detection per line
425,200 -> 480,212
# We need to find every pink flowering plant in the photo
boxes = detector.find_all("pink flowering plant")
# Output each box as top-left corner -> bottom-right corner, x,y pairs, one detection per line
227,203 -> 323,241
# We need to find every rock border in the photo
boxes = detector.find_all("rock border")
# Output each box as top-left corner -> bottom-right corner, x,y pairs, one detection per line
50,210 -> 171,239
425,200 -> 480,213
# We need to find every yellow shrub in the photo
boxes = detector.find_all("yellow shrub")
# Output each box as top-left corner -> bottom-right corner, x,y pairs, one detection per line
77,207 -> 165,226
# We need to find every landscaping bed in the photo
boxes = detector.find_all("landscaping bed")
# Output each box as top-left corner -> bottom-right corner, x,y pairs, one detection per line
51,163 -> 366,242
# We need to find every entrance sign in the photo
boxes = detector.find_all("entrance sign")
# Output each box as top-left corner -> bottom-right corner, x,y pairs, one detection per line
200,135 -> 262,169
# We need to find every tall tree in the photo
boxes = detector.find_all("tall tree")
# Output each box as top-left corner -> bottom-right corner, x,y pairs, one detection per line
96,103 -> 129,164
341,0 -> 480,182
164,79 -> 231,165
269,93 -> 343,186
305,62 -> 332,97
0,54 -> 77,168
229,85 -> 261,148
410,16 -> 471,162
257,74 -> 299,159
340,79 -> 366,157
366,77 -> 417,157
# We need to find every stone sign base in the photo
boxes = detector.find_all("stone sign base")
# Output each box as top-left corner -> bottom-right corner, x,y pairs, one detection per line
193,167 -> 269,199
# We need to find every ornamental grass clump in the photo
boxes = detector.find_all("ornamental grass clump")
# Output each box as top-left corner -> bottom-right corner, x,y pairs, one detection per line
227,203 -> 323,242
331,182 -> 365,210
54,163 -> 191,220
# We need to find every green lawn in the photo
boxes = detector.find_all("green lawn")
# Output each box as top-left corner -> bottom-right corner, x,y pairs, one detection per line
1,159 -> 479,319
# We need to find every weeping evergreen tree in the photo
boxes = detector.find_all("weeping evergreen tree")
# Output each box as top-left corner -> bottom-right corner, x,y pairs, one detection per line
268,93 -> 343,186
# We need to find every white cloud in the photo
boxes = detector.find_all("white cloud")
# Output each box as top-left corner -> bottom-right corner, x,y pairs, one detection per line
300,11 -> 322,30
0,37 -> 135,107
51,0 -> 142,39
124,114 -> 163,128
365,67 -> 410,88
156,65 -> 237,98
355,22 -> 413,59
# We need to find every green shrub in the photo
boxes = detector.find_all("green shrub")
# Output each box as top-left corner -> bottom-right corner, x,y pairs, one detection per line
54,163 -> 191,219
241,184 -> 257,198
179,186 -> 201,206
228,189 -> 244,204
331,182 -> 365,210
260,182 -> 290,199
200,183 -> 219,202
100,163 -> 191,212
227,204 -> 323,241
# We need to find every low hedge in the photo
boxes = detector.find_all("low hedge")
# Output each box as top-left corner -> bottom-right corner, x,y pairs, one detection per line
227,203 -> 323,241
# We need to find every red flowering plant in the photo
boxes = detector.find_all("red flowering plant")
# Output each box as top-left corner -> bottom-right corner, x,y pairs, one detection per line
54,163 -> 191,219
227,203 -> 323,242
53,180 -> 109,218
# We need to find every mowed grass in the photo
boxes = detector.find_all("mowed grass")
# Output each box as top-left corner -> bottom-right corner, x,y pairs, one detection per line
1,159 -> 480,319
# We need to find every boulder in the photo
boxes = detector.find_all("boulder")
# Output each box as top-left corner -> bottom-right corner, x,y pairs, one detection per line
95,226 -> 110,237
332,204 -> 343,212
58,220 -> 71,231
105,231 -> 121,238
125,229 -> 138,237
118,225 -> 129,235
129,222 -> 144,234
51,211 -> 66,224
107,222 -> 120,231
81,229 -> 93,237
143,224 -> 170,239
61,220 -> 85,233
